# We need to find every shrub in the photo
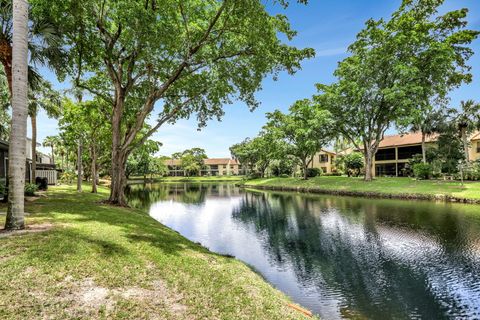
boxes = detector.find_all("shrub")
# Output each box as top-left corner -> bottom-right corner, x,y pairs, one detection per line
344,153 -> 364,177
323,172 -> 342,176
413,163 -> 432,180
306,168 -> 321,177
25,183 -> 39,196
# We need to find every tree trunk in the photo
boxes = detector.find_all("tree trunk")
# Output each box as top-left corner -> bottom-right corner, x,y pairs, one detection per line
91,146 -> 97,193
461,127 -> 469,162
31,114 -> 37,184
5,0 -> 28,230
364,149 -> 374,181
421,132 -> 426,164
51,145 -> 55,165
302,160 -> 308,180
77,140 -> 83,192
109,94 -> 129,205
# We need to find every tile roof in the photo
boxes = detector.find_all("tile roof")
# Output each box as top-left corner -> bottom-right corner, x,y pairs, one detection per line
377,132 -> 438,148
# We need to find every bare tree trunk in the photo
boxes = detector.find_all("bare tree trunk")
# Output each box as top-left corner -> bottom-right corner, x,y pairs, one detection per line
421,132 -> 426,164
364,150 -> 374,181
461,127 -> 469,162
31,114 -> 37,183
77,140 -> 83,192
5,0 -> 28,230
91,146 -> 97,193
51,145 -> 55,165
302,159 -> 308,180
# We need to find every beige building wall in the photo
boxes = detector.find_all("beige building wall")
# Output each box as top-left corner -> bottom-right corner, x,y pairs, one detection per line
310,150 -> 337,173
468,139 -> 480,161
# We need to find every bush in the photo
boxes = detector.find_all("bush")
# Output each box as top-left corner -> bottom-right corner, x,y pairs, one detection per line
343,152 -> 364,177
413,163 -> 432,180
25,183 -> 39,196
306,168 -> 321,178
323,172 -> 342,176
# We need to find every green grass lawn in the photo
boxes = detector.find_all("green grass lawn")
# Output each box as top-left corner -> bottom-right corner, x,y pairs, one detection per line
244,176 -> 480,201
129,175 -> 245,182
0,185 -> 310,320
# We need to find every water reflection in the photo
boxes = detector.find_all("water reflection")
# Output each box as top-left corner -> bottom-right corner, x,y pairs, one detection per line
126,183 -> 480,319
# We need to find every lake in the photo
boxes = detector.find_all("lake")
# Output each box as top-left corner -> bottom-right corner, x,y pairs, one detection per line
126,182 -> 480,319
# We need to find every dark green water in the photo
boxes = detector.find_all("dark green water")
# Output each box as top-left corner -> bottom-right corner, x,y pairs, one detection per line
126,183 -> 480,319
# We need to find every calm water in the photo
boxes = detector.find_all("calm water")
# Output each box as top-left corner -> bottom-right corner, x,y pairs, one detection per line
126,183 -> 480,319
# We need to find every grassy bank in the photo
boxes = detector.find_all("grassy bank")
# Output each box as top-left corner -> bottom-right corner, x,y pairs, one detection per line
0,185 -> 310,319
129,175 -> 245,183
243,176 -> 480,202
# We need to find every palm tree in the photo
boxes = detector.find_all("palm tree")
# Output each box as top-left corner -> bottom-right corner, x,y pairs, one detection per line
43,135 -> 60,166
28,79 -> 61,181
454,100 -> 480,162
5,0 -> 28,230
0,0 -> 65,95
410,106 -> 447,163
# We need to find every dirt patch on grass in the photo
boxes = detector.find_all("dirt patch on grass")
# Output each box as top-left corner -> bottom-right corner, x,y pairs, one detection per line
54,277 -> 188,319
0,223 -> 54,238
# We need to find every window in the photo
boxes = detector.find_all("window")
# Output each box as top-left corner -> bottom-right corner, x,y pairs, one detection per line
477,142 -> 480,153
375,148 -> 396,161
375,163 -> 396,176
319,154 -> 328,163
397,145 -> 422,160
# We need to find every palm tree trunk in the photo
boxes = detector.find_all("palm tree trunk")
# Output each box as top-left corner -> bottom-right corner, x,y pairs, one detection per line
91,146 -> 97,193
461,127 -> 470,162
31,114 -> 37,183
5,0 -> 28,230
421,132 -> 426,164
51,145 -> 55,165
77,139 -> 83,192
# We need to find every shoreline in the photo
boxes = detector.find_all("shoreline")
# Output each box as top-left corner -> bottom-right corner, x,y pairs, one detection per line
242,181 -> 480,205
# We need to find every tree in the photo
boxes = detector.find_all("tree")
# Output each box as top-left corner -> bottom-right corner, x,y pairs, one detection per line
42,135 -> 60,165
317,0 -> 479,181
172,148 -> 207,176
181,153 -> 201,177
265,99 -> 333,180
343,152 -> 364,177
28,78 -> 61,181
410,106 -> 447,163
5,0 -> 28,230
453,100 -> 480,162
59,98 -> 111,193
40,0 -> 314,205
0,0 -> 65,95
126,139 -> 161,181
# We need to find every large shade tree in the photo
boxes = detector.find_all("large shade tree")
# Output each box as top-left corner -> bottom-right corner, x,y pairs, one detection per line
35,0 -> 314,205
316,0 -> 479,180
265,99 -> 333,180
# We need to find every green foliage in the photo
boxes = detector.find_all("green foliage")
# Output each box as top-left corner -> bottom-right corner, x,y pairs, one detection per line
24,183 -> 39,196
316,0 -> 478,180
180,153 -> 202,177
436,129 -> 465,174
269,157 -> 296,177
306,168 -> 321,178
59,171 -> 76,184
126,140 -> 162,178
413,163 -> 433,180
265,99 -> 333,179
342,152 -> 364,177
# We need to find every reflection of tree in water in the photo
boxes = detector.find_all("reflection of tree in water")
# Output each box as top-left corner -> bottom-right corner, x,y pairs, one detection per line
126,183 -> 242,209
232,191 -> 480,319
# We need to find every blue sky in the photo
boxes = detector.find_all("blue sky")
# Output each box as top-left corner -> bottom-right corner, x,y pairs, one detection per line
35,0 -> 480,157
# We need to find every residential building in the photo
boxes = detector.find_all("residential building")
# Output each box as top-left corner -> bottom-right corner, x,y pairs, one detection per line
372,131 -> 480,177
309,149 -> 337,173
0,138 -> 57,185
165,158 -> 244,176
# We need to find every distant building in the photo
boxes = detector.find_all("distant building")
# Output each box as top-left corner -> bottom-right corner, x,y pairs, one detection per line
165,158 -> 244,176
309,149 -> 337,174
371,131 -> 480,177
